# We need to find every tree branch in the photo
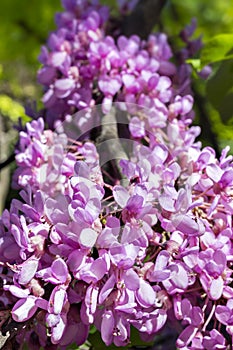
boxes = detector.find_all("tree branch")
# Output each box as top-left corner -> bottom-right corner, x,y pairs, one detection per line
192,84 -> 220,158
99,1 -> 168,186
0,115 -> 17,213
0,331 -> 10,349
0,154 -> 15,171
121,0 -> 168,38
97,108 -> 129,186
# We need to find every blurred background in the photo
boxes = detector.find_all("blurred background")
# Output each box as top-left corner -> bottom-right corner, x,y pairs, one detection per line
1,0 -> 233,213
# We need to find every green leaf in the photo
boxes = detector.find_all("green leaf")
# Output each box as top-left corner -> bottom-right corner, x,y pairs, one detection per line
206,59 -> 233,123
88,330 -> 120,350
219,139 -> 233,153
186,59 -> 201,71
88,327 -> 155,350
0,94 -> 31,123
201,34 -> 233,67
130,326 -> 154,347
89,324 -> 97,334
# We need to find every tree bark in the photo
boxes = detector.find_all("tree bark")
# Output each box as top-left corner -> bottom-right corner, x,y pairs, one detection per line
0,115 -> 16,213
121,0 -> 167,38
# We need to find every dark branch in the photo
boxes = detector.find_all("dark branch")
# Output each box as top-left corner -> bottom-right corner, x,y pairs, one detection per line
97,108 -> 129,186
121,0 -> 167,38
192,84 -> 220,158
99,1 -> 169,186
0,154 -> 15,172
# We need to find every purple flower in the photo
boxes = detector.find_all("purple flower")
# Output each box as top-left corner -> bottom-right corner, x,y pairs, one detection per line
101,309 -> 130,347
215,299 -> 233,331
17,256 -> 39,285
197,249 -> 227,300
162,262 -> 190,294
129,116 -> 146,138
3,0 -> 233,349
46,286 -> 70,344
109,244 -> 140,269
36,257 -> 69,285
12,295 -> 48,322
79,256 -> 108,283
54,78 -> 76,98
59,305 -> 89,347
148,250 -> 170,282
98,75 -> 122,96
177,298 -> 204,327
136,279 -> 156,308
202,329 -> 226,350
176,325 -> 199,349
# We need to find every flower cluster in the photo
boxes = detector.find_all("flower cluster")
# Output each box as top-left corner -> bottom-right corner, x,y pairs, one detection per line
38,0 -> 192,129
3,108 -> 233,350
1,1 -> 233,350
12,117 -> 100,197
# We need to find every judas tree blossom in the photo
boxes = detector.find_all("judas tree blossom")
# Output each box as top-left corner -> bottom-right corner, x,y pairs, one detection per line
1,1 -> 233,350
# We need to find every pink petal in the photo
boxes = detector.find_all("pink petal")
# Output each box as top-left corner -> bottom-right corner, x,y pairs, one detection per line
129,116 -> 145,138
4,285 -> 30,298
67,249 -> 86,272
98,76 -> 121,96
79,228 -> 98,248
18,258 -> 39,285
176,325 -> 198,348
53,289 -> 66,315
181,298 -> 192,318
113,186 -> 129,208
51,258 -> 68,284
157,76 -> 171,91
136,279 -> 155,307
85,284 -> 99,321
74,161 -> 90,179
155,251 -> 170,270
173,214 -> 200,236
124,269 -> 140,291
101,310 -> 114,346
54,78 -> 75,98
210,277 -> 223,300
215,305 -> 231,325
81,258 -> 107,283
206,164 -> 224,183
99,274 -> 115,304
159,193 -> 175,212
51,52 -> 67,67
46,313 -> 60,327
171,264 -> 189,290
181,95 -> 193,115
152,309 -> 167,333
51,314 -> 67,344
35,298 -> 48,310
12,296 -> 37,322
122,74 -> 135,89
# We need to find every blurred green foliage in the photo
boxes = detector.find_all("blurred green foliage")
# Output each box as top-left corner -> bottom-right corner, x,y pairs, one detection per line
0,0 -> 62,107
0,94 -> 29,122
0,0 -> 61,64
161,0 -> 233,39
197,31 -> 233,148
163,0 -> 233,151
